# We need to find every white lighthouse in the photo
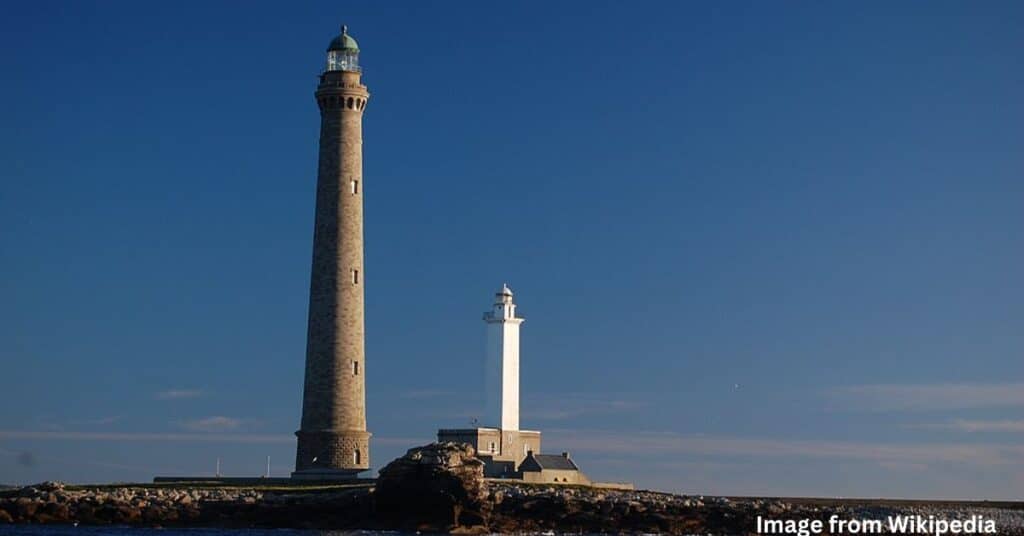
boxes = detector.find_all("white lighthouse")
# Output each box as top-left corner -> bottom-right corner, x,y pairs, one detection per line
437,283 -> 622,488
484,284 -> 524,430
437,284 -> 540,476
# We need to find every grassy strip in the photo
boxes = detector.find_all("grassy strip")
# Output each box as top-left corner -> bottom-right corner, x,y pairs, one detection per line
61,482 -> 374,493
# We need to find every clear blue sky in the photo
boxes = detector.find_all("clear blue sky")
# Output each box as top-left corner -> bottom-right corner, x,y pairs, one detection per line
1,1 -> 1022,499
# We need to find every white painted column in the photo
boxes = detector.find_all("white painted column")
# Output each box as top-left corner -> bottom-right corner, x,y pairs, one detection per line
484,284 -> 524,431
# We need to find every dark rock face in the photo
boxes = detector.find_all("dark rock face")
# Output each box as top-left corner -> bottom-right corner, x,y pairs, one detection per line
375,442 -> 490,532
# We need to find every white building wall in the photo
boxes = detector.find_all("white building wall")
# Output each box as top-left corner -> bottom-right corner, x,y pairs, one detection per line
501,320 -> 520,430
484,322 -> 503,429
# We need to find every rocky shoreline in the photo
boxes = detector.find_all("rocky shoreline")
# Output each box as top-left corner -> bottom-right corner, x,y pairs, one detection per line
2,443 -> 1023,534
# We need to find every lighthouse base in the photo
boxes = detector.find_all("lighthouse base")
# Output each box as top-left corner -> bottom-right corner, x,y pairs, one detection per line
290,468 -> 367,480
294,429 -> 371,473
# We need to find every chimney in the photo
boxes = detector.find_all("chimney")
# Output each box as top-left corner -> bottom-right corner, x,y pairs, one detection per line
562,451 -> 570,459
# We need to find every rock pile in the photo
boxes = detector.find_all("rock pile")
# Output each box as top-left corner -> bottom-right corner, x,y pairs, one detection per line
487,483 -> 1024,535
375,441 -> 489,532
0,480 -> 372,528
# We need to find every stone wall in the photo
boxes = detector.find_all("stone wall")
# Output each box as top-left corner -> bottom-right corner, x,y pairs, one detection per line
520,468 -> 590,485
437,428 -> 542,476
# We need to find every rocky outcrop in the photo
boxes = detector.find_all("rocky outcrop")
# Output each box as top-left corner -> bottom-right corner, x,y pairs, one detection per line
3,465 -> 1024,534
375,442 -> 489,532
0,480 -> 373,529
486,484 -> 1024,535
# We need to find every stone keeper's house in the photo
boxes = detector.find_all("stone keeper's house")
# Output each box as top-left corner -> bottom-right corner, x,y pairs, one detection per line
519,452 -> 589,485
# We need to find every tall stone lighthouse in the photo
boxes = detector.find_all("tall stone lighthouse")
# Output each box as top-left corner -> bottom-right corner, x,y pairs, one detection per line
294,26 -> 371,478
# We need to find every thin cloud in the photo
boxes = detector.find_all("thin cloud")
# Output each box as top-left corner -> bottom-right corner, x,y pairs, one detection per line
917,420 -> 1024,433
418,393 -> 647,423
0,430 -> 422,448
399,389 -> 455,399
524,393 -> 646,421
0,430 -> 293,443
542,429 -> 1024,467
177,416 -> 243,432
877,461 -> 930,472
374,436 -> 438,447
74,416 -> 121,426
155,389 -> 203,400
827,382 -> 1024,412
1,445 -> 182,474
31,417 -> 65,432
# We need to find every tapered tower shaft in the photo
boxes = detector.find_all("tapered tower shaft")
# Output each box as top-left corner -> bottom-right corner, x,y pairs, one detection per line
295,26 -> 370,476
484,284 -> 524,430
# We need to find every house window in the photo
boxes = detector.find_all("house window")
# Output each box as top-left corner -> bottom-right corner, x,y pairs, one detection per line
489,441 -> 496,453
351,180 -> 359,194
353,361 -> 359,375
353,269 -> 359,284
354,449 -> 361,464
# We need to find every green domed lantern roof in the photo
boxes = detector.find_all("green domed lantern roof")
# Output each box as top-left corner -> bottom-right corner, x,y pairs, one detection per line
327,25 -> 359,52
325,25 -> 360,72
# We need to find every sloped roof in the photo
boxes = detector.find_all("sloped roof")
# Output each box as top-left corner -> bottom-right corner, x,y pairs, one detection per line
521,453 -> 578,472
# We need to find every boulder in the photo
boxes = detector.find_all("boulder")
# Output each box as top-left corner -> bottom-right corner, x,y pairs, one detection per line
375,441 -> 489,531
14,498 -> 39,518
42,501 -> 70,520
35,481 -> 65,493
16,487 -> 38,499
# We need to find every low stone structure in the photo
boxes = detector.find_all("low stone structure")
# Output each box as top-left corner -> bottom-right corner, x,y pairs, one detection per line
437,427 -> 541,477
518,451 -> 589,485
